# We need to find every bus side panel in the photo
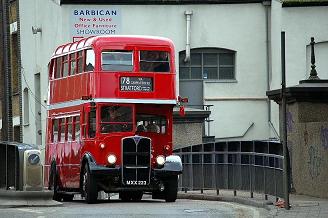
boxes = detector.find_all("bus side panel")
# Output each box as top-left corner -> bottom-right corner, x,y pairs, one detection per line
70,140 -> 83,188
49,73 -> 91,105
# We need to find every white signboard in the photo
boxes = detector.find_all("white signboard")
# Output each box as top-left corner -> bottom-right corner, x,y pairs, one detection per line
71,9 -> 121,40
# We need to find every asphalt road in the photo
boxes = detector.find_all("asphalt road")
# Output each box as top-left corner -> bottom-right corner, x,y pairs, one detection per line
0,194 -> 268,218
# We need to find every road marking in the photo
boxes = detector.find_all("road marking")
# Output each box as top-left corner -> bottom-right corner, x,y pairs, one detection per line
17,208 -> 43,214
184,209 -> 206,213
222,202 -> 260,218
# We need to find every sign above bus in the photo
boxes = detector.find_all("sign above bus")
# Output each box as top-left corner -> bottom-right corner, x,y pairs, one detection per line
71,8 -> 121,39
120,77 -> 153,92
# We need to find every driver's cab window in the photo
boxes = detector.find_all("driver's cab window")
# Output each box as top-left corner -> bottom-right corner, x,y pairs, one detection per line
100,105 -> 133,133
136,114 -> 167,134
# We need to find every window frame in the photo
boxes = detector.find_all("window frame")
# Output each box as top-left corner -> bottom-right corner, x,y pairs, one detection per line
139,50 -> 170,73
62,55 -> 69,78
69,53 -> 77,76
101,50 -> 134,72
179,48 -> 235,81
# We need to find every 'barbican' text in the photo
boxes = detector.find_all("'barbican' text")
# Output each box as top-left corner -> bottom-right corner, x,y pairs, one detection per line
74,10 -> 117,16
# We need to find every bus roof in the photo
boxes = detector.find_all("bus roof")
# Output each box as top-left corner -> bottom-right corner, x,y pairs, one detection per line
52,35 -> 175,57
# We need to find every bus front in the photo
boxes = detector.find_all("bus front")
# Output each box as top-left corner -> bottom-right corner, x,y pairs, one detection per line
81,36 -> 182,203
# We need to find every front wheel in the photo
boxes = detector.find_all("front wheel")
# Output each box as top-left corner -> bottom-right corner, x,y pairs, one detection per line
164,176 -> 178,202
82,164 -> 98,204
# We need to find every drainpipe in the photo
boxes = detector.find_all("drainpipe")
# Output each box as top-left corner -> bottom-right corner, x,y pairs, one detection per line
184,11 -> 193,62
263,1 -> 279,139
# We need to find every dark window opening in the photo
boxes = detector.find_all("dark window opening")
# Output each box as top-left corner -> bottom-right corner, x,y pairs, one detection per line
100,105 -> 133,133
136,114 -> 167,134
140,51 -> 170,72
179,48 -> 235,80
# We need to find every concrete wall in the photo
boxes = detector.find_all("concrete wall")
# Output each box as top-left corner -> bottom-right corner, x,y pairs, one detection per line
173,122 -> 203,149
287,102 -> 328,198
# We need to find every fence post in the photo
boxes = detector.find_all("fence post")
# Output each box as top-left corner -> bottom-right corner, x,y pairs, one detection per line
190,151 -> 193,191
249,153 -> 253,198
233,154 -> 236,196
201,145 -> 204,194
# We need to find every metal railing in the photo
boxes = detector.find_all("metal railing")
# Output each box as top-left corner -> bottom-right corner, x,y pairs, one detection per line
174,141 -> 284,199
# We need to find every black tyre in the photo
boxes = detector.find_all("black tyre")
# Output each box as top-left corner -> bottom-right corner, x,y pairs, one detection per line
164,176 -> 178,202
48,165 -> 62,202
82,164 -> 98,204
62,194 -> 74,202
119,192 -> 131,202
131,191 -> 143,202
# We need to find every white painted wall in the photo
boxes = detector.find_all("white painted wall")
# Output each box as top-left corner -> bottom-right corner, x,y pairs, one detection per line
282,6 -> 328,86
18,1 -> 328,146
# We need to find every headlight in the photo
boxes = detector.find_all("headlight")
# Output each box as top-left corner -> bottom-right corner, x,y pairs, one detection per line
28,153 -> 40,165
156,155 -> 166,166
107,154 -> 117,165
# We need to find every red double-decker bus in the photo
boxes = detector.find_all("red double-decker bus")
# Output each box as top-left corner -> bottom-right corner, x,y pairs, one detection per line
45,35 -> 182,203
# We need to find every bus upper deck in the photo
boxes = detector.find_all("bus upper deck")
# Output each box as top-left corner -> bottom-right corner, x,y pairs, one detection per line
48,35 -> 177,107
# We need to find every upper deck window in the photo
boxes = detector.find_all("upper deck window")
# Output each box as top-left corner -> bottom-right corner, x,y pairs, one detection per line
62,55 -> 69,77
55,58 -> 62,79
140,51 -> 170,72
85,49 -> 95,72
101,51 -> 133,72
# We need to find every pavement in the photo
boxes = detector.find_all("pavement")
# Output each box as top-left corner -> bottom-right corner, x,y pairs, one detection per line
1,189 -> 328,218
0,190 -> 62,208
178,189 -> 328,217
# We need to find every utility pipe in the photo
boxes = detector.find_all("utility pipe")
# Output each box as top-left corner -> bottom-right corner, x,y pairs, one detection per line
184,10 -> 193,62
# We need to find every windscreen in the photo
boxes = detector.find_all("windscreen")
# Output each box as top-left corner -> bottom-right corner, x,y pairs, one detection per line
100,105 -> 133,133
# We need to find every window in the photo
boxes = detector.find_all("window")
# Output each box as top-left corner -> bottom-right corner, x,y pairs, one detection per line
82,111 -> 87,139
74,116 -> 80,141
179,48 -> 235,80
52,119 -> 59,143
55,57 -> 62,78
101,51 -> 133,71
67,117 -> 73,141
76,51 -> 83,74
85,49 -> 95,71
140,51 -> 170,72
88,108 -> 96,138
136,114 -> 167,134
70,53 -> 76,75
100,105 -> 133,133
23,88 -> 29,125
59,118 -> 66,142
62,55 -> 69,77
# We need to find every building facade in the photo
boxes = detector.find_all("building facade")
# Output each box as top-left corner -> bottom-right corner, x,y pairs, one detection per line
1,0 -> 328,149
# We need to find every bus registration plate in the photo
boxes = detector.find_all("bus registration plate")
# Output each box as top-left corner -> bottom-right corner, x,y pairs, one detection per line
126,180 -> 147,185
120,77 -> 153,92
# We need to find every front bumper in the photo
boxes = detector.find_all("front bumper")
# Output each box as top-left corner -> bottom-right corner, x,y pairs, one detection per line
88,155 -> 182,192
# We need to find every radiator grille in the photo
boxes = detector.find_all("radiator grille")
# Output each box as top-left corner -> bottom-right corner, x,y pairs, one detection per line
122,136 -> 151,185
